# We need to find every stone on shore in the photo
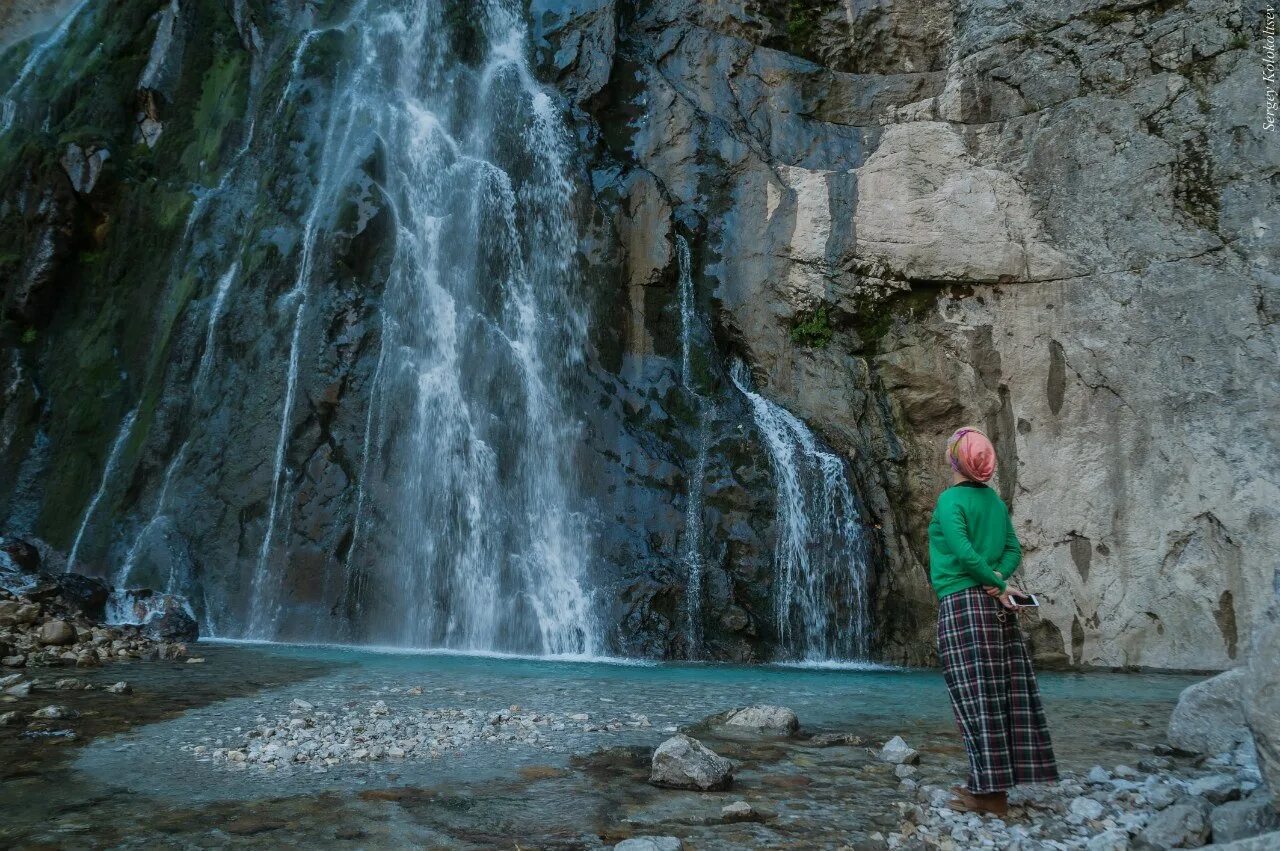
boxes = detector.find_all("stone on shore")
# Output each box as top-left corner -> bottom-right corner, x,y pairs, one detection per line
720,705 -> 799,735
30,704 -> 75,720
1134,799 -> 1212,850
649,734 -> 733,791
1169,668 -> 1252,755
1188,773 -> 1242,805
1211,794 -> 1280,844
1068,796 -> 1105,822
1243,587 -> 1280,810
37,619 -> 76,646
878,736 -> 920,765
1085,829 -> 1131,851
720,801 -> 762,823
614,838 -> 682,851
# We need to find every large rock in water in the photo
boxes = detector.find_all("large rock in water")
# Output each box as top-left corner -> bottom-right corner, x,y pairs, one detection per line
140,596 -> 198,642
1169,668 -> 1253,755
613,839 -> 682,851
649,734 -> 733,791
116,591 -> 199,642
719,705 -> 799,735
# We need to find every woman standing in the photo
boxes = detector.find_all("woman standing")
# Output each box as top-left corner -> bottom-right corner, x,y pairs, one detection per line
929,427 -> 1058,816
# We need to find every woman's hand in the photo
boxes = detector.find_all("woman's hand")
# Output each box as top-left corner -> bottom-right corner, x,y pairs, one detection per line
996,584 -> 1026,609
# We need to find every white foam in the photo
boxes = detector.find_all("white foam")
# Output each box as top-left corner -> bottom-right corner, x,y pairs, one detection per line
201,638 -> 657,668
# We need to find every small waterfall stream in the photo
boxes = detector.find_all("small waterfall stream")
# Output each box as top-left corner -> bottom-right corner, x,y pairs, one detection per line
0,0 -> 92,131
66,407 -> 139,572
730,360 -> 871,661
115,261 -> 240,599
675,236 -> 708,654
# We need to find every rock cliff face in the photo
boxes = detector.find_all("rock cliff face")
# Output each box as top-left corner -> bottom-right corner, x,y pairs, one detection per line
540,0 -> 1278,668
0,0 -> 1274,668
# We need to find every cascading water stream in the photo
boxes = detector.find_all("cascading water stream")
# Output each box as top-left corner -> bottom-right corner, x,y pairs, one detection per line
0,0 -> 92,132
247,8 -> 374,637
66,407 -> 139,572
729,359 -> 871,661
242,0 -> 596,654
113,261 -> 240,602
675,235 -> 708,655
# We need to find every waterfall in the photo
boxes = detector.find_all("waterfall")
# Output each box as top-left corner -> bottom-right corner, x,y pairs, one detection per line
232,0 -> 597,654
66,407 -> 139,573
247,21 -> 373,635
0,0 -> 92,132
678,236 -> 695,387
115,261 -> 240,596
729,360 -> 870,661
676,235 -> 708,654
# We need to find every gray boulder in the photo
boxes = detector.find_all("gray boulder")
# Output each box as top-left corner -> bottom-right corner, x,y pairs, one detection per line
720,705 -> 799,735
1085,829 -> 1130,851
878,735 -> 920,765
1244,584 -> 1280,810
649,734 -> 733,791
1135,799 -> 1212,850
1211,794 -> 1280,845
37,619 -> 76,646
30,705 -> 74,720
1169,669 -> 1252,755
117,591 -> 199,642
1188,773 -> 1242,805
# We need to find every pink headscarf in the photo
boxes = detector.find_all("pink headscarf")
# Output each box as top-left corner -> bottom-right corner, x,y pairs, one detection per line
947,427 -> 997,483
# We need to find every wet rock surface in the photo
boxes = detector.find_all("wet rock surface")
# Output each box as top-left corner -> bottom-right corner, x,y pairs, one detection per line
649,734 -> 734,791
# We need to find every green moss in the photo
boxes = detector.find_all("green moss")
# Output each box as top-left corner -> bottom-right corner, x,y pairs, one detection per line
785,2 -> 823,48
1083,8 -> 1128,27
180,47 -> 249,174
20,327 -> 37,344
790,305 -> 834,348
850,284 -> 957,355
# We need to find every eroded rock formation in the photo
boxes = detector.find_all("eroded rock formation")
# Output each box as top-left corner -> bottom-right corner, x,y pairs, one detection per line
538,0 -> 1277,667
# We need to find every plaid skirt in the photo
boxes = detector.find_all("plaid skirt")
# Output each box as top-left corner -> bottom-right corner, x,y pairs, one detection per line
938,587 -> 1059,793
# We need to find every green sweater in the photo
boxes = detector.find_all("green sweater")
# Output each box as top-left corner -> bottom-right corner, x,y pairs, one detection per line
928,482 -> 1021,599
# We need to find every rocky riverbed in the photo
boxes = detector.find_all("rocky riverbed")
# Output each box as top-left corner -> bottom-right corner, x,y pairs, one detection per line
2,640 -> 1274,849
176,689 -> 1279,849
192,697 -> 660,771
1,537 -> 199,663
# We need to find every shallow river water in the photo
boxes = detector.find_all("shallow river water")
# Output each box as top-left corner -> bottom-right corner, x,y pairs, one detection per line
0,642 -> 1200,848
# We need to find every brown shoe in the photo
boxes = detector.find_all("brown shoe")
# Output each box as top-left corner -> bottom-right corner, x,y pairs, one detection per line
948,785 -> 1008,817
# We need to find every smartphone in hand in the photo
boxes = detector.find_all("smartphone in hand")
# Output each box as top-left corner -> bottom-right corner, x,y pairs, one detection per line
1009,592 -> 1039,607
